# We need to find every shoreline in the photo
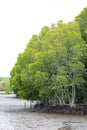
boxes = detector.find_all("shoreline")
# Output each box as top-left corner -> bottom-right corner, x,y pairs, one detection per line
29,104 -> 87,115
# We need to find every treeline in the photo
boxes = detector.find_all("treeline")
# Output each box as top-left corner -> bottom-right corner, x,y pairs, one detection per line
0,77 -> 10,92
10,7 -> 87,107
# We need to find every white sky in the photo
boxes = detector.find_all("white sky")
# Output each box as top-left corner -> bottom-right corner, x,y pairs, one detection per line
0,0 -> 87,77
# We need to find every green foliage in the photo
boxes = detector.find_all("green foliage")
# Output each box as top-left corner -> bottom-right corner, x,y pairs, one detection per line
0,77 -> 9,91
10,7 -> 87,106
75,7 -> 87,104
75,7 -> 87,42
4,81 -> 11,94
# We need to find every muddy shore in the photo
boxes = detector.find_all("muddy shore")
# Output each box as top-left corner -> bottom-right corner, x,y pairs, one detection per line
0,93 -> 87,130
30,103 -> 87,115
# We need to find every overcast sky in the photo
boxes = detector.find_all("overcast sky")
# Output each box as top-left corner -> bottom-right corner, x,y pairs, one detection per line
0,0 -> 87,77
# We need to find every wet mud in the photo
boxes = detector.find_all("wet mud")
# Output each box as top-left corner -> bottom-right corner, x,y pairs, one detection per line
0,93 -> 87,130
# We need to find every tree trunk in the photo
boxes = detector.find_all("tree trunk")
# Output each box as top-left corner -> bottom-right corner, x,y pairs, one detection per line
69,86 -> 76,107
61,87 -> 65,105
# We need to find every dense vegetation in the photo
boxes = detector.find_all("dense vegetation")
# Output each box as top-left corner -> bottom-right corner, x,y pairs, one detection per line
0,77 -> 10,93
10,7 -> 87,107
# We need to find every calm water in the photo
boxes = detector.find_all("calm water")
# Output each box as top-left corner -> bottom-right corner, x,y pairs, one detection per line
0,93 -> 87,130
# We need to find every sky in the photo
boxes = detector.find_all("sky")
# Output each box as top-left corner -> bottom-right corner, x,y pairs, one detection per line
0,0 -> 87,77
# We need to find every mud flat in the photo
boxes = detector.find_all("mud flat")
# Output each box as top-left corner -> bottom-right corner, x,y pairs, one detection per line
0,93 -> 87,130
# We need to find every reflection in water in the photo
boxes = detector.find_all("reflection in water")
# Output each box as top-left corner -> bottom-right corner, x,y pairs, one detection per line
0,93 -> 87,130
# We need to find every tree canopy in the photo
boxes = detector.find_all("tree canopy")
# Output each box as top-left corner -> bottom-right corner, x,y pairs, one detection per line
10,7 -> 87,107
